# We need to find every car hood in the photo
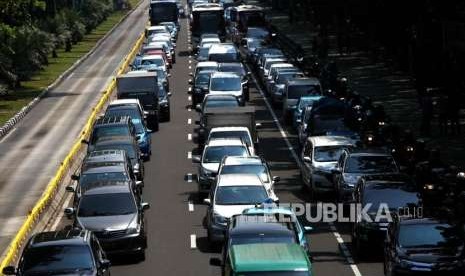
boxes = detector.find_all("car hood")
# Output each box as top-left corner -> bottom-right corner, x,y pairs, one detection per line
202,163 -> 220,173
214,204 -> 257,218
77,214 -> 135,231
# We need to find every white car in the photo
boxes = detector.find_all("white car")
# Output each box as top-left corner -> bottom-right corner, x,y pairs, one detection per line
204,174 -> 276,243
193,61 -> 218,76
193,138 -> 250,194
199,37 -> 221,48
139,55 -> 167,72
146,25 -> 170,37
207,127 -> 256,156
208,72 -> 244,104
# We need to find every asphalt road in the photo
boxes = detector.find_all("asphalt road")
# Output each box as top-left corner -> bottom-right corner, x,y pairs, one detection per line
0,0 -> 149,255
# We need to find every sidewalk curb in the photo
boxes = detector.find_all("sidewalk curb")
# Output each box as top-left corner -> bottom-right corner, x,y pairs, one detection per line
0,0 -> 145,140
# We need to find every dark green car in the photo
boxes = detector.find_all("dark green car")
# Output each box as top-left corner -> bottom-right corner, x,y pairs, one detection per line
224,243 -> 313,276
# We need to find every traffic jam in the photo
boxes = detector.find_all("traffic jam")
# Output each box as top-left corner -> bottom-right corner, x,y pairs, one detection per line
3,0 -> 465,276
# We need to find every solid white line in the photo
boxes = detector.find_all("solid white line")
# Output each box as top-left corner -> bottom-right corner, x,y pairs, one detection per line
188,133 -> 192,141
188,201 -> 194,212
188,118 -> 192,125
187,173 -> 193,183
190,234 -> 197,249
245,63 -> 362,276
187,151 -> 192,159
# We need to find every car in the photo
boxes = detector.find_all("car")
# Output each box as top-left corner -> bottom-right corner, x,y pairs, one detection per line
85,116 -> 137,153
293,95 -> 323,129
157,83 -> 171,121
218,62 -> 250,101
147,41 -> 175,63
145,25 -> 170,38
196,45 -> 212,62
149,36 -> 176,53
265,63 -> 295,93
208,71 -> 244,105
104,106 -> 152,158
93,137 -> 144,180
199,37 -> 221,49
144,65 -> 170,91
204,174 -> 274,243
301,136 -> 355,198
270,70 -> 305,105
193,61 -> 218,76
208,43 -> 240,62
260,57 -> 287,82
159,22 -> 178,41
193,138 -> 250,194
189,70 -> 215,106
81,150 -> 137,180
245,27 -> 269,40
352,174 -> 421,255
207,127 -> 257,156
139,54 -> 168,72
283,78 -> 322,124
144,49 -> 171,68
2,230 -> 111,276
243,37 -> 264,62
195,94 -> 240,117
333,148 -> 399,202
384,217 -> 465,275
254,47 -> 283,69
217,156 -> 279,200
65,180 -> 150,259
222,243 -> 313,276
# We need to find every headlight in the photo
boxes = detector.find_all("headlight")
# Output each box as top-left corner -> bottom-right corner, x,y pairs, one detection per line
133,163 -> 140,173
126,218 -> 140,234
342,174 -> 358,187
160,98 -> 168,106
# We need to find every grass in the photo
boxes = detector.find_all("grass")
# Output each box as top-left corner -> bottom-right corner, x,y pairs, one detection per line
0,0 -> 140,125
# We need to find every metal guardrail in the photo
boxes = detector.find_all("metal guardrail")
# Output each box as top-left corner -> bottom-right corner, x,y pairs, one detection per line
0,29 -> 145,274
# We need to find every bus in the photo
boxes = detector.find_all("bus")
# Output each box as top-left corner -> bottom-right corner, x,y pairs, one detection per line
191,3 -> 225,42
150,0 -> 179,26
227,5 -> 267,42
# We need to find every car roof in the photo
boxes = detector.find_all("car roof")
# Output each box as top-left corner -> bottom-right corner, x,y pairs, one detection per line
287,77 -> 321,86
209,43 -> 238,53
204,94 -> 237,101
83,184 -> 131,195
82,165 -> 126,174
210,72 -> 241,78
85,150 -> 126,163
345,147 -> 391,156
192,3 -> 223,11
206,138 -> 245,147
307,136 -> 355,147
109,99 -> 141,106
243,206 -> 295,216
29,230 -> 90,247
197,61 -> 218,67
218,62 -> 244,68
222,156 -> 263,166
94,116 -> 130,126
235,5 -> 264,12
210,126 -> 249,133
142,55 -> 165,60
230,243 -> 310,272
218,174 -> 263,187
147,26 -> 168,31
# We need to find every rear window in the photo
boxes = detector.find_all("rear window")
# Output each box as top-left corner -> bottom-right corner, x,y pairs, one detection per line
91,126 -> 130,144
287,85 -> 321,99
204,146 -> 248,163
205,100 -> 239,108
210,76 -> 242,91
345,155 -> 397,174
398,224 -> 462,248
22,245 -> 93,273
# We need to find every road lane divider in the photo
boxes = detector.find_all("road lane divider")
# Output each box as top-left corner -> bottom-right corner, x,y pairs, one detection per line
0,27 -> 146,272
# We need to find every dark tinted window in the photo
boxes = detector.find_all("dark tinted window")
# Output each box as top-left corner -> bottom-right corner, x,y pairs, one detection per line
210,76 -> 242,91
195,72 -> 212,86
314,146 -> 347,162
398,224 -> 463,248
22,245 -> 93,273
94,144 -> 137,159
221,165 -> 269,182
237,272 -> 310,276
78,193 -> 136,217
287,85 -> 321,99
215,186 -> 268,205
205,99 -> 239,109
204,146 -> 248,163
91,126 -> 130,144
345,155 -> 397,174
363,183 -> 419,212
209,131 -> 251,145
219,65 -> 246,76
80,172 -> 128,188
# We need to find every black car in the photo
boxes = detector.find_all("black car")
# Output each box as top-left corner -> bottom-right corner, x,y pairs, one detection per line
384,217 -> 465,275
158,83 -> 171,121
195,94 -> 240,115
189,70 -> 215,106
84,116 -> 136,152
65,182 -> 150,259
2,229 -> 110,276
218,62 -> 250,101
93,136 -> 144,180
352,174 -> 421,256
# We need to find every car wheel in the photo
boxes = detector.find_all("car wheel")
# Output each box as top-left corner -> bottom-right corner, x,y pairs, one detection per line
136,250 -> 146,262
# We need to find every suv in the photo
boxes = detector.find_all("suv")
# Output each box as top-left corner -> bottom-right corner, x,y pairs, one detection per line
218,62 -> 250,101
283,78 -> 322,124
85,116 -> 136,153
193,138 -> 250,194
204,174 -> 273,243
65,181 -> 150,259
2,229 -> 110,276
208,72 -> 244,105
301,136 -> 355,198
217,156 -> 279,201
332,148 -> 399,202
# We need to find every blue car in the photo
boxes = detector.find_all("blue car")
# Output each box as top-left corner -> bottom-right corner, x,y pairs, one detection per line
242,206 -> 313,254
293,95 -> 322,129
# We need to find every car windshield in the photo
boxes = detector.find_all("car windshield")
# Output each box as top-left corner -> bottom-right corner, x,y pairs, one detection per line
215,186 -> 268,205
91,126 -> 130,144
288,85 -> 321,99
22,245 -> 93,274
363,184 -> 419,213
221,165 -> 269,182
345,155 -> 397,173
195,73 -> 211,86
204,146 -> 248,163
78,193 -> 136,217
197,66 -> 217,73
398,224 -> 463,248
219,65 -> 245,76
298,97 -> 320,110
247,28 -> 268,39
80,172 -> 128,188
277,73 -> 300,85
314,146 -> 347,162
209,131 -> 251,145
94,144 -> 137,159
104,109 -> 144,134
140,58 -> 164,68
210,76 -> 242,91
198,47 -> 210,59
204,99 -> 239,108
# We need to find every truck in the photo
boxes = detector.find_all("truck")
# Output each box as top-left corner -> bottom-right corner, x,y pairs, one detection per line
196,106 -> 259,148
116,71 -> 159,131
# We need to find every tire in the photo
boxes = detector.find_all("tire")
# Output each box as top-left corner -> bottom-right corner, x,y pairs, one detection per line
136,250 -> 146,262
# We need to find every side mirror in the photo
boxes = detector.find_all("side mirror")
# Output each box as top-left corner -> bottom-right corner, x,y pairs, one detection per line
303,156 -> 312,163
141,202 -> 150,211
304,226 -> 313,232
255,123 -> 262,129
81,139 -> 89,145
71,174 -> 79,181
147,129 -> 153,133
272,176 -> 280,183
101,259 -> 111,269
64,207 -> 75,216
135,180 -> 144,188
167,73 -> 172,77
167,92 -> 172,97
66,185 -> 75,192
203,198 -> 211,205
192,155 -> 201,163
2,266 -> 16,275
195,104 -> 202,112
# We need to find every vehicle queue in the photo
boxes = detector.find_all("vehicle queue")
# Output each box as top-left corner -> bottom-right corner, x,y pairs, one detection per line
3,1 -> 465,276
